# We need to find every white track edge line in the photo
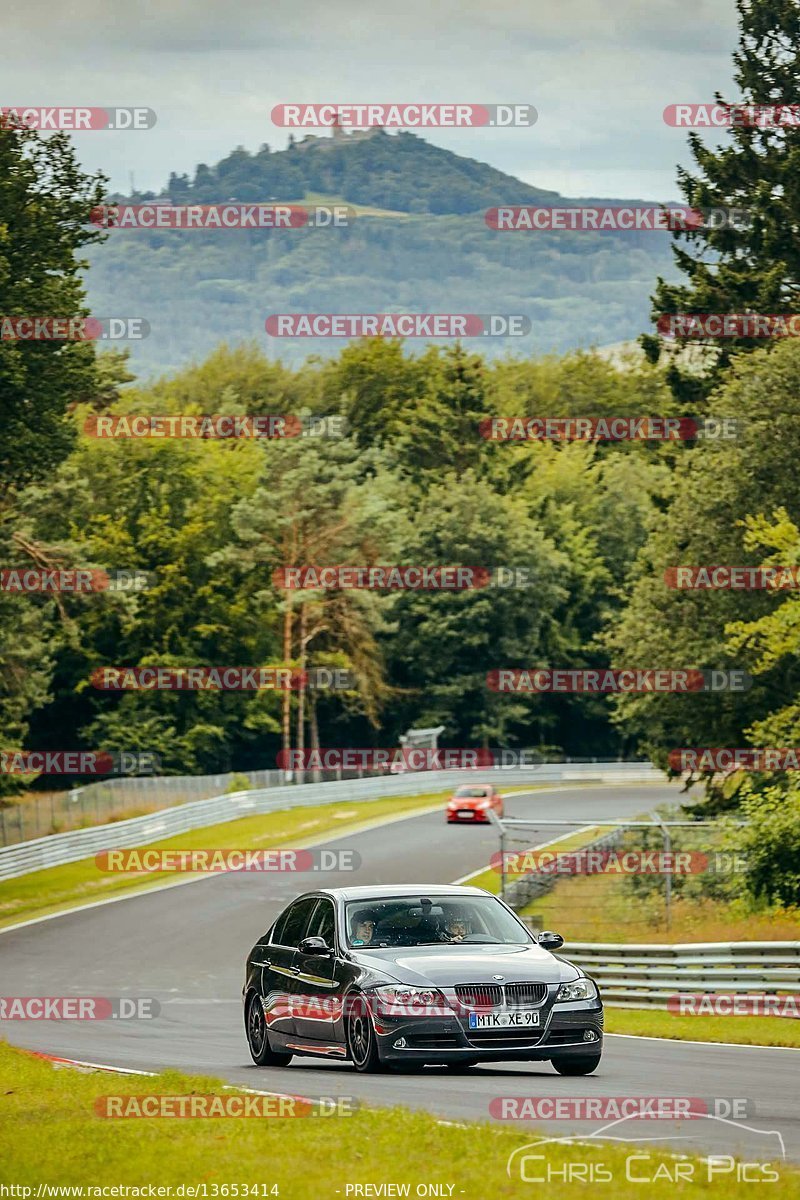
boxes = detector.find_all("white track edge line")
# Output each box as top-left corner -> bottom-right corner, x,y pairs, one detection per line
606,1033 -> 800,1051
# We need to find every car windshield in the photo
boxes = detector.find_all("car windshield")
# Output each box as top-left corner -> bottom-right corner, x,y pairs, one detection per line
345,894 -> 533,948
455,787 -> 489,798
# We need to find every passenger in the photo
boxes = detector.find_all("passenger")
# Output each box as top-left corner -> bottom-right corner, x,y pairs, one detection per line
352,917 -> 375,945
444,917 -> 468,942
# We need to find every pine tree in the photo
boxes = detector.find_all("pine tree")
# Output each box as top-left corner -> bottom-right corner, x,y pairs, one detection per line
642,0 -> 800,405
0,121 -> 107,501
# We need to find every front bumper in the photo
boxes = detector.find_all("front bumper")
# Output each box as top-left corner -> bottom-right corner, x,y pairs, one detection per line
371,997 -> 604,1063
446,807 -> 490,823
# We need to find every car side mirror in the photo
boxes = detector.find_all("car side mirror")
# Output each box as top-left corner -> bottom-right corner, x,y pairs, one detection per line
299,936 -> 331,956
537,930 -> 564,951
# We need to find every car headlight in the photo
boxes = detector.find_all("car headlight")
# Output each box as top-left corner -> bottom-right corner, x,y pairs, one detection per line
370,985 -> 451,1017
555,978 -> 598,1003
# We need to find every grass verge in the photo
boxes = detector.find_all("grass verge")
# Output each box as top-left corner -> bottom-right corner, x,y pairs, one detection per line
517,853 -> 800,942
1,1042 -> 796,1196
466,824 -> 613,894
605,1006 -> 800,1048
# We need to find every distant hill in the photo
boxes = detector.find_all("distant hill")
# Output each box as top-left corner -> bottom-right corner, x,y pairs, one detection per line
158,128 -> 561,215
87,131 -> 681,376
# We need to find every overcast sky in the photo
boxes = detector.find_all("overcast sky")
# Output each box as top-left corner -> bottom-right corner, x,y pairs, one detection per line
4,0 -> 741,200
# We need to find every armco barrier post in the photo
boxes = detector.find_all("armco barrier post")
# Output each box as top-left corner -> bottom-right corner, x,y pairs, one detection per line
651,811 -> 672,931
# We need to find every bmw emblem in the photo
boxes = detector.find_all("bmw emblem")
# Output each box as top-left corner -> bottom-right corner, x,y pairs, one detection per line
493,974 -> 504,980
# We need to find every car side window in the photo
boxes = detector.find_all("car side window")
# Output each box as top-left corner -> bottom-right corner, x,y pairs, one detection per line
272,897 -> 317,947
306,898 -> 336,948
270,910 -> 289,946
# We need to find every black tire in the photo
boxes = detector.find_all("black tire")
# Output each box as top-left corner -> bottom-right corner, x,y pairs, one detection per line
246,993 -> 293,1067
446,1060 -> 479,1071
346,993 -> 383,1073
551,1052 -> 602,1076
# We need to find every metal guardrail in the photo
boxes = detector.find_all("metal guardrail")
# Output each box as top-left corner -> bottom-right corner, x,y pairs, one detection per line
0,756 -> 657,846
565,941 -> 800,1007
0,768 -> 287,845
0,761 -> 662,882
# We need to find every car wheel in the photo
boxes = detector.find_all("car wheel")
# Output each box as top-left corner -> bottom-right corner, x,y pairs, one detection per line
446,1060 -> 479,1071
346,993 -> 383,1073
246,993 -> 292,1067
551,1052 -> 601,1076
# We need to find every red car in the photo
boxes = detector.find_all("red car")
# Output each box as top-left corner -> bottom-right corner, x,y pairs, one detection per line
446,784 -> 504,824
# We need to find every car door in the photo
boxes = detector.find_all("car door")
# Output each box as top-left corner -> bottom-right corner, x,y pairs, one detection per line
292,897 -> 345,1044
259,896 -> 318,1042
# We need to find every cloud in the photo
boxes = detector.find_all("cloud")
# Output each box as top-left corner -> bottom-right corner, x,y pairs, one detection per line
3,0 -> 740,199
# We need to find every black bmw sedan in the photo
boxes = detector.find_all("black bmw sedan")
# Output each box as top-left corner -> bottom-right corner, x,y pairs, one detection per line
243,884 -> 603,1073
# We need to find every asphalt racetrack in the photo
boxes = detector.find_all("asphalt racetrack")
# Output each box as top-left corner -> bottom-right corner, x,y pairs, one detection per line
1,783 -> 797,1163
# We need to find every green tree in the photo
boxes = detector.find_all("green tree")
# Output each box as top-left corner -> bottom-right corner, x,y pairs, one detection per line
383,474 -> 569,747
0,120 -> 107,499
0,119 -> 107,784
643,0 -> 800,403
609,339 -> 800,790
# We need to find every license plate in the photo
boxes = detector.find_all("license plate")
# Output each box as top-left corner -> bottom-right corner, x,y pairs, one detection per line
458,811 -> 474,819
468,1009 -> 540,1029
